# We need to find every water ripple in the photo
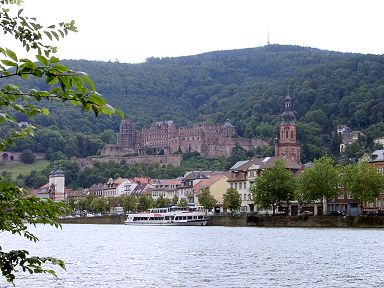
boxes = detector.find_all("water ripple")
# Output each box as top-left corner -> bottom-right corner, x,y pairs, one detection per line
0,225 -> 384,287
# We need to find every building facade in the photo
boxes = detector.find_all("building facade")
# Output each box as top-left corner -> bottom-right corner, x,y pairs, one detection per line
228,156 -> 303,213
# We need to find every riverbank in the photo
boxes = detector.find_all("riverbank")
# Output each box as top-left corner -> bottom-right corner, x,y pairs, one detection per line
59,214 -> 384,228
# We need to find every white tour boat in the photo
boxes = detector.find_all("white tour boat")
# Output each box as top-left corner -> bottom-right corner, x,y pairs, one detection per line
124,206 -> 209,226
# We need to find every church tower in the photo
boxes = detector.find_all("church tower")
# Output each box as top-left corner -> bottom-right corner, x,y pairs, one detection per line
274,93 -> 301,164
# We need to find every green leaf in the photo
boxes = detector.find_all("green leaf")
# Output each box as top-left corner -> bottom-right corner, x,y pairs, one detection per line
59,76 -> 71,89
46,76 -> 58,85
89,94 -> 106,106
44,31 -> 53,41
115,108 -> 125,119
82,74 -> 95,91
52,64 -> 68,72
50,56 -> 60,63
41,108 -> 50,115
5,48 -> 18,61
51,31 -> 59,40
72,76 -> 84,91
70,100 -> 80,106
1,59 -> 17,67
101,104 -> 115,116
36,54 -> 48,66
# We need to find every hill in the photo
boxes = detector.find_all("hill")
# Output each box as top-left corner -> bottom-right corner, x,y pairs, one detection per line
7,44 -> 384,163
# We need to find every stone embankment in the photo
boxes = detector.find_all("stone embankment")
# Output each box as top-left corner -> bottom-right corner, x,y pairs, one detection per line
59,214 -> 384,228
209,214 -> 384,228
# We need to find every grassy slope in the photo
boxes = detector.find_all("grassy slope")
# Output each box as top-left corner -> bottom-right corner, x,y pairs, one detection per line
0,160 -> 50,178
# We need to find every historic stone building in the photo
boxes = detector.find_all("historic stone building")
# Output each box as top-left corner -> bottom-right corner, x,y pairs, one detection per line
102,120 -> 267,158
274,94 -> 301,164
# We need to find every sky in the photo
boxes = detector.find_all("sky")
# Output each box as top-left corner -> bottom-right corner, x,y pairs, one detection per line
3,0 -> 384,63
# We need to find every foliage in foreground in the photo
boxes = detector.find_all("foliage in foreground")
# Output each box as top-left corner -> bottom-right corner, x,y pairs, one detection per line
0,181 -> 69,283
0,0 -> 121,284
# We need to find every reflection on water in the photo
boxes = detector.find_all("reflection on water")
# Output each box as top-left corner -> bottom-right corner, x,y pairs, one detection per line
1,224 -> 384,288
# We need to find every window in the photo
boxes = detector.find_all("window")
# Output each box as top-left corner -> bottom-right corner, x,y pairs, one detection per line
337,192 -> 344,199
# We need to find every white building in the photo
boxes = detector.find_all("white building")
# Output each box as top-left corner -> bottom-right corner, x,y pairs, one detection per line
102,178 -> 137,197
35,170 -> 65,202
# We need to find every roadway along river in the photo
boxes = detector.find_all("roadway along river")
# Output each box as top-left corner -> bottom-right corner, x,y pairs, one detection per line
1,224 -> 383,287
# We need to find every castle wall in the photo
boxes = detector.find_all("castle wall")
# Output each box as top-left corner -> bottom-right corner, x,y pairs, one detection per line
91,155 -> 182,166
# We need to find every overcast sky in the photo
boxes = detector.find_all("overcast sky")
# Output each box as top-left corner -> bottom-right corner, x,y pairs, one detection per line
4,0 -> 384,63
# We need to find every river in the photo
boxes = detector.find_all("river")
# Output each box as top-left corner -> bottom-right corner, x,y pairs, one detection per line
0,224 -> 383,288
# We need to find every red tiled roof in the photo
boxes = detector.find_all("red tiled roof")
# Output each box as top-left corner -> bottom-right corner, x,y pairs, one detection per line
134,177 -> 150,184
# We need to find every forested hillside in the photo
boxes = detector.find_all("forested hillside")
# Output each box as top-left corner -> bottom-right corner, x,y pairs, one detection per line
7,44 -> 384,162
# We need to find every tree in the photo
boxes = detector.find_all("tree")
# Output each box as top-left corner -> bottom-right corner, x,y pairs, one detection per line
198,188 -> 217,211
121,195 -> 137,213
251,160 -> 296,214
90,197 -> 108,213
20,149 -> 35,163
178,198 -> 188,207
342,162 -> 384,206
0,1 -> 122,284
77,194 -> 95,212
137,196 -> 153,212
155,195 -> 169,208
171,195 -> 179,205
296,156 -> 339,203
106,196 -> 119,210
24,170 -> 47,188
223,187 -> 241,212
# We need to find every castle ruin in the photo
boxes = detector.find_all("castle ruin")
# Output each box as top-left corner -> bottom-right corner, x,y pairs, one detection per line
102,120 -> 267,158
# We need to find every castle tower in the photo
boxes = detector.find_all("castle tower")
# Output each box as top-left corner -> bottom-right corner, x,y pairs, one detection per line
117,119 -> 136,149
274,93 -> 301,164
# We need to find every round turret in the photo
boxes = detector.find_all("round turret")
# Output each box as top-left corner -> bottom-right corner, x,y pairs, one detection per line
55,170 -> 65,177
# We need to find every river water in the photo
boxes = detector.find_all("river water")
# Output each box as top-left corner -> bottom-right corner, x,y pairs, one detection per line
0,224 -> 383,288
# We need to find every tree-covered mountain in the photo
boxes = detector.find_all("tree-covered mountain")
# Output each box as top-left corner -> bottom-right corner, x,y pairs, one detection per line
9,44 -> 384,162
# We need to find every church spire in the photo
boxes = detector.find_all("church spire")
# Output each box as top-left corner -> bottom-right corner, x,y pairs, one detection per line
281,90 -> 295,124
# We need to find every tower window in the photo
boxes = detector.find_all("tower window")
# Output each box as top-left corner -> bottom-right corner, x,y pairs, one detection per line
286,131 -> 288,138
